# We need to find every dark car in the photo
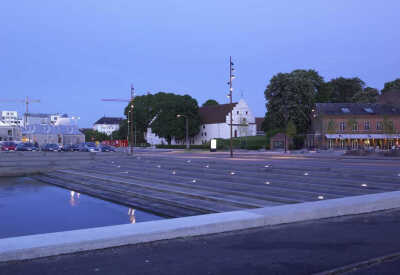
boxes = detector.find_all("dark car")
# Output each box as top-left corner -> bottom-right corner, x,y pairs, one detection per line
78,142 -> 99,152
1,141 -> 17,151
16,143 -> 39,151
42,144 -> 61,152
71,144 -> 81,151
99,144 -> 116,152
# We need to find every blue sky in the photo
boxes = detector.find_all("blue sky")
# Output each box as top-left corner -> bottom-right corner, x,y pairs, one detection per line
0,0 -> 399,127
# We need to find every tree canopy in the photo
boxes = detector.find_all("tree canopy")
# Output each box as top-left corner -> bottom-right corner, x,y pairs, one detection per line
263,69 -> 323,134
351,87 -> 378,103
202,99 -> 219,106
119,92 -> 201,144
381,78 -> 400,94
325,77 -> 365,103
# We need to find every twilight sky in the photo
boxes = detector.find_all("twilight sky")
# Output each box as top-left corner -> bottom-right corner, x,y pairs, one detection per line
0,0 -> 399,127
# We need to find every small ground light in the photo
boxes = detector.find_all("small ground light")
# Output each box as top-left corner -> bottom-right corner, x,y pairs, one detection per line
205,165 -> 209,168
398,173 -> 400,177
304,172 -> 309,176
117,165 -> 121,168
187,160 -> 191,163
264,164 -> 270,168
192,179 -> 197,183
318,195 -> 324,200
172,170 -> 176,175
265,181 -> 270,185
361,184 -> 367,187
230,171 -> 235,175
157,165 -> 161,168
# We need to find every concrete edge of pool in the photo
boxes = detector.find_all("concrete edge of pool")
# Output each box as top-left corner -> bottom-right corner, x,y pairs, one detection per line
1,190 -> 400,263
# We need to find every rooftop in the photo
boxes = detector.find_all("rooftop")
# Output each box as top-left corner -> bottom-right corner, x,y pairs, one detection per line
316,103 -> 400,116
94,117 -> 124,125
198,103 -> 237,124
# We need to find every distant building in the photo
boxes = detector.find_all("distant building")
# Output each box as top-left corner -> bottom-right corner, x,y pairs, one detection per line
307,103 -> 400,149
22,125 -> 85,145
25,113 -> 71,126
0,125 -> 21,142
93,117 -> 123,136
146,99 -> 257,145
0,110 -> 23,126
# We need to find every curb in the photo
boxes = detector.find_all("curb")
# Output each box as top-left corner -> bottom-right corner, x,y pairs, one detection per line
1,191 -> 400,263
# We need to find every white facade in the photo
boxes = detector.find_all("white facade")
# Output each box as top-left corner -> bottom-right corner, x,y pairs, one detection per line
145,99 -> 257,145
194,99 -> 256,145
1,111 -> 23,126
93,124 -> 120,136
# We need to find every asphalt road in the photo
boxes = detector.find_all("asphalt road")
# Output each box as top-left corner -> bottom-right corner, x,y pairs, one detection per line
1,208 -> 400,275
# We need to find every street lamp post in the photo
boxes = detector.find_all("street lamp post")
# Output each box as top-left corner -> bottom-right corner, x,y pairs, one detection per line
177,114 -> 189,150
227,56 -> 235,158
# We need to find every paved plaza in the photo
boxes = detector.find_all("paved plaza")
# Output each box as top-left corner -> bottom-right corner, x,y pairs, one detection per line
28,150 -> 400,218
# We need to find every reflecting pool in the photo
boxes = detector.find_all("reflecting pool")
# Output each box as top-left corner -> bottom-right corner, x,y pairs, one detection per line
0,177 -> 163,239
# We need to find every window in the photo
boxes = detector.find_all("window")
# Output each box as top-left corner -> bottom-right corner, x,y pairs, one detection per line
377,121 -> 383,130
352,123 -> 358,131
237,111 -> 239,114
246,111 -> 248,115
341,108 -> 350,113
339,122 -> 345,131
7,130 -> 12,136
204,132 -> 207,136
202,125 -> 205,129
364,121 -> 370,130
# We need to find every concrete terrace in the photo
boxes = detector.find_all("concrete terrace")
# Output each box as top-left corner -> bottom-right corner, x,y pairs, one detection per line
27,150 -> 400,218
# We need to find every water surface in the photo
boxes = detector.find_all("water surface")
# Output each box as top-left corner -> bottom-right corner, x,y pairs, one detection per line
0,177 -> 162,239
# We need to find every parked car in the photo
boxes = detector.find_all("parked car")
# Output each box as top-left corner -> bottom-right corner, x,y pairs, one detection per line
99,144 -> 116,152
60,144 -> 73,152
16,143 -> 39,151
1,141 -> 17,151
71,144 -> 81,151
41,143 -> 61,152
78,142 -> 99,152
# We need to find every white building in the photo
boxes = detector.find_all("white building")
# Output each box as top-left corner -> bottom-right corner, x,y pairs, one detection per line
146,99 -> 257,145
1,111 -> 23,126
93,116 -> 123,136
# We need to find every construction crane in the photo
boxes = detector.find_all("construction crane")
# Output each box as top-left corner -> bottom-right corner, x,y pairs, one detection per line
0,96 -> 41,126
101,84 -> 135,155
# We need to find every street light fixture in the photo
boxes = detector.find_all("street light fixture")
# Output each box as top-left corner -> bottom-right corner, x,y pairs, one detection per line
177,114 -> 189,150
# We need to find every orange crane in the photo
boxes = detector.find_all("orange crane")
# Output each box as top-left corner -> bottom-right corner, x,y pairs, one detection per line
0,96 -> 40,126
101,84 -> 135,155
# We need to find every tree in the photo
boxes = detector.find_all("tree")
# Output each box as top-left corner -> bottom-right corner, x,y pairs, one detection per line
352,87 -> 378,103
381,79 -> 400,94
149,93 -> 201,144
202,99 -> 219,107
81,129 -> 109,142
285,120 -> 297,151
326,77 -> 365,103
264,69 -> 323,134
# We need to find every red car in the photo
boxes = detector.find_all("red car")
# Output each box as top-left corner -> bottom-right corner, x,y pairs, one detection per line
1,142 -> 17,151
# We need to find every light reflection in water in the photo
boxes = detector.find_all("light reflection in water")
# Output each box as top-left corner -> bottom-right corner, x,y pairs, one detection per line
69,191 -> 136,224
128,208 -> 136,224
70,191 -> 81,206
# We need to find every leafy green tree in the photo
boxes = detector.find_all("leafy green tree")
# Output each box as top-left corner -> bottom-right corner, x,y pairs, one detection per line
263,69 -> 323,134
352,87 -> 379,103
149,93 -> 201,144
285,120 -> 297,151
81,129 -> 109,142
202,99 -> 219,107
381,79 -> 400,94
326,77 -> 365,102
